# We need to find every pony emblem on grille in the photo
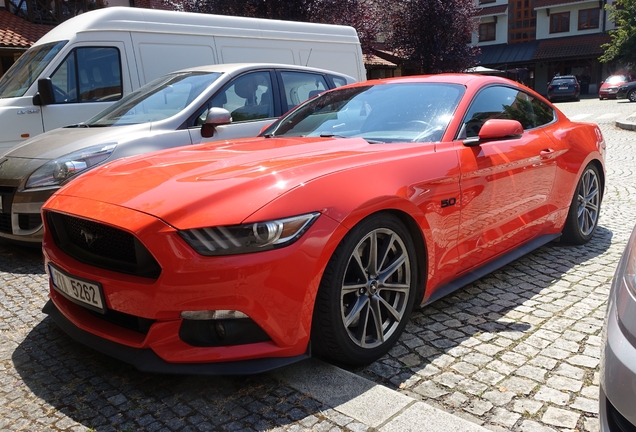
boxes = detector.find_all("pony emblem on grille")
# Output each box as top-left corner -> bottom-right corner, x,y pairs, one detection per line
80,228 -> 101,246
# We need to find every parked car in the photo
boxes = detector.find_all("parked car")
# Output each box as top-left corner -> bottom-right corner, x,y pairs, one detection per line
41,74 -> 605,374
599,74 -> 633,99
616,81 -> 636,102
547,75 -> 581,102
0,63 -> 355,245
0,7 -> 366,154
600,224 -> 636,431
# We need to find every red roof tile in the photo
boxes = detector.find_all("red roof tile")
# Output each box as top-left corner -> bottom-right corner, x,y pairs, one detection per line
534,0 -> 590,7
0,10 -> 53,49
475,4 -> 508,17
533,33 -> 611,60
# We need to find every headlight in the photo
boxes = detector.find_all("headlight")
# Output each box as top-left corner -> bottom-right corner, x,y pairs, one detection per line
179,212 -> 320,256
25,143 -> 117,189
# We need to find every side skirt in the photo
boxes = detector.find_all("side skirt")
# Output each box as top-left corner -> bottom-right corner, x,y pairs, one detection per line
421,233 -> 561,307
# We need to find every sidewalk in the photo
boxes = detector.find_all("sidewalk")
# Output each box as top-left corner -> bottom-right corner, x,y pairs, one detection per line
275,358 -> 488,431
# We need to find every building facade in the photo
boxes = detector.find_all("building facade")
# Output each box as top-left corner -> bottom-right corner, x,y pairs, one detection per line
472,0 -> 619,95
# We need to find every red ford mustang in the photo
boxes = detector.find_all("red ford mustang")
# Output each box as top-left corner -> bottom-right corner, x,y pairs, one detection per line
41,74 -> 605,374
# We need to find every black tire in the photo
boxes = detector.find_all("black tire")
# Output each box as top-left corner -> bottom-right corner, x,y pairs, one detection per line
628,90 -> 636,102
311,213 -> 418,366
561,164 -> 602,245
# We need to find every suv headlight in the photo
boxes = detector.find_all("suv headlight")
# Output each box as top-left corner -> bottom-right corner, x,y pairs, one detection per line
25,143 -> 117,189
179,212 -> 320,256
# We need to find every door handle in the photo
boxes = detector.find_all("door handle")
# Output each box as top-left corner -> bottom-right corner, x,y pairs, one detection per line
540,148 -> 554,158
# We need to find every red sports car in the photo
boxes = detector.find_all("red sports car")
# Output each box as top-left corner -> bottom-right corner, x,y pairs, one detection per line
41,74 -> 605,374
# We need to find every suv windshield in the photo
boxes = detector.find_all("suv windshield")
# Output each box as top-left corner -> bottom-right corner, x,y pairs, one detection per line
84,71 -> 222,127
263,82 -> 464,143
0,41 -> 67,98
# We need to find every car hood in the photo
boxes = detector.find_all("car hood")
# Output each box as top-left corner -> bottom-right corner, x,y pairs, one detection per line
54,136 -> 398,228
5,124 -> 152,160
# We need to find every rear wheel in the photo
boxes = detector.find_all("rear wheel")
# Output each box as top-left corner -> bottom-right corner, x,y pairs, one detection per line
311,213 -> 418,366
561,164 -> 601,244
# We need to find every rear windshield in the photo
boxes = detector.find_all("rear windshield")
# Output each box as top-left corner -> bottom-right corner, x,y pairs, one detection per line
552,78 -> 576,85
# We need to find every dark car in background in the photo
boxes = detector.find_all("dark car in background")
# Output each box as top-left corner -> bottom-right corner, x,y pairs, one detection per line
599,74 -> 633,99
547,75 -> 580,102
616,81 -> 636,102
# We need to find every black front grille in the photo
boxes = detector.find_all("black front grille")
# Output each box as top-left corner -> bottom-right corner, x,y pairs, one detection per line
46,211 -> 161,279
0,186 -> 16,234
0,214 -> 10,234
607,396 -> 636,432
18,213 -> 43,231
88,308 -> 155,334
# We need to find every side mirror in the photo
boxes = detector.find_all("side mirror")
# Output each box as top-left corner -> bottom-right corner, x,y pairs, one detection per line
34,78 -> 56,106
463,119 -> 523,147
201,107 -> 232,138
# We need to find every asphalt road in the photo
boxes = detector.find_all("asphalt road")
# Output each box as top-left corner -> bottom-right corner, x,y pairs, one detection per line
1,94 -> 635,431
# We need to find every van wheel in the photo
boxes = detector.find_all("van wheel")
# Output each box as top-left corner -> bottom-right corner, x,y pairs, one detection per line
311,214 -> 417,366
561,164 -> 601,245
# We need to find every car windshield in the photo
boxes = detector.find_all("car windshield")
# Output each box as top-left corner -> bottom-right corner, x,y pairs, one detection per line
262,82 -> 465,143
0,41 -> 68,98
606,75 -> 629,84
84,71 -> 222,127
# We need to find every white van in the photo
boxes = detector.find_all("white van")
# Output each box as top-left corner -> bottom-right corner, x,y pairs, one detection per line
0,7 -> 366,153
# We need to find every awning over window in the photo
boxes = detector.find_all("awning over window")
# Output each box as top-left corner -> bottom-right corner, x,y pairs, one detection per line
476,40 -> 539,66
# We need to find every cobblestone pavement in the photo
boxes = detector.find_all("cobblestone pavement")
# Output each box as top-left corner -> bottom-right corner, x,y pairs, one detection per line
352,97 -> 636,431
1,97 -> 635,431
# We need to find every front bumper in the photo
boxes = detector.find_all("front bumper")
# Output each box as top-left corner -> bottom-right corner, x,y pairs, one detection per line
43,299 -> 310,374
42,195 -> 340,370
600,236 -> 636,431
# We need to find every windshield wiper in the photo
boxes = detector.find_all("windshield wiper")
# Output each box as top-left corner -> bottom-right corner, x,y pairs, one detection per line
64,123 -> 90,128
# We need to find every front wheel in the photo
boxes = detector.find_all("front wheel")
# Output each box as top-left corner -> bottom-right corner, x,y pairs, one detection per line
628,90 -> 636,102
311,214 -> 418,366
561,164 -> 602,244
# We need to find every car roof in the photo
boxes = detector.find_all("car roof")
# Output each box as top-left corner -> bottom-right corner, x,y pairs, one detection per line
170,63 -> 356,77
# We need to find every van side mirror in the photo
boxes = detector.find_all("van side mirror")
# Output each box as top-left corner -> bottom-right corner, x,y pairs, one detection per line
201,107 -> 232,138
34,78 -> 56,106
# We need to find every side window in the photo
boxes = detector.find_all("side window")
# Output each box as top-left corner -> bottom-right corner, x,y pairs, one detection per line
199,71 -> 273,124
329,75 -> 349,88
280,71 -> 328,111
49,47 -> 122,104
461,86 -> 554,138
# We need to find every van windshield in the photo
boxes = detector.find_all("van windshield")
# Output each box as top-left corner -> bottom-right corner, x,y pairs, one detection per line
0,41 -> 67,98
84,71 -> 222,127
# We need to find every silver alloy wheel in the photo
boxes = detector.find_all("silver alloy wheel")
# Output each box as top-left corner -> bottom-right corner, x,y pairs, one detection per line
340,227 -> 411,348
577,167 -> 600,236
629,90 -> 636,102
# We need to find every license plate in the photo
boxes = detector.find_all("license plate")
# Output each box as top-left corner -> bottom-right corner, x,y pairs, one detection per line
48,264 -> 105,313
559,85 -> 569,89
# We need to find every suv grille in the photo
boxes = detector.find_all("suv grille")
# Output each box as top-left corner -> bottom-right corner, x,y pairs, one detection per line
46,211 -> 161,279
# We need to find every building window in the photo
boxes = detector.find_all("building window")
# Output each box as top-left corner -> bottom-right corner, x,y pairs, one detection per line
479,22 -> 496,42
550,12 -> 570,33
579,8 -> 600,30
508,0 -> 536,43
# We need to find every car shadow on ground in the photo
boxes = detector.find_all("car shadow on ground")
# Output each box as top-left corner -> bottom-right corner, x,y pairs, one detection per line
347,225 -> 613,398
12,318 -> 330,431
0,240 -> 44,275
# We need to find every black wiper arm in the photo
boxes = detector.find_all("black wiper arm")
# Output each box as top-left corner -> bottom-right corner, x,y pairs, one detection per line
64,123 -> 90,128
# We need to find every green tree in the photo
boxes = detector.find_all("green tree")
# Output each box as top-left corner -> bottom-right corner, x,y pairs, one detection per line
600,0 -> 636,65
387,0 -> 479,74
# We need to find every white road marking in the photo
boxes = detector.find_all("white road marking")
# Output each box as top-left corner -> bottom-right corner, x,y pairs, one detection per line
569,114 -> 592,121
